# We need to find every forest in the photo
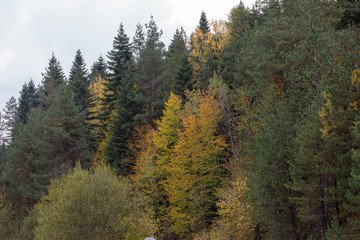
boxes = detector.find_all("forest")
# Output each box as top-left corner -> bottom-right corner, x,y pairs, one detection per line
0,0 -> 359,239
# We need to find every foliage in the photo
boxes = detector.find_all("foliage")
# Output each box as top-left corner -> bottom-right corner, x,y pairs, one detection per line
165,92 -> 227,239
34,164 -> 155,240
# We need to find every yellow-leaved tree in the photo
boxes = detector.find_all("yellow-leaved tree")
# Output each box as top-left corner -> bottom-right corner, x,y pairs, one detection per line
188,20 -> 230,89
165,92 -> 227,239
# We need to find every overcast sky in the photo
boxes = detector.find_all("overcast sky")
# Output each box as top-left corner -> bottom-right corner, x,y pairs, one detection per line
0,0 -> 256,111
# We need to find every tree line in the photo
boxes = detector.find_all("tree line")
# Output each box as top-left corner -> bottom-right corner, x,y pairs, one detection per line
0,0 -> 360,239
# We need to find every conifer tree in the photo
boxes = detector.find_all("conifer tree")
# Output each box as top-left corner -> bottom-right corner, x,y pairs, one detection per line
101,77 -> 139,176
104,23 -> 133,128
163,28 -> 190,98
17,80 -> 39,124
345,121 -> 360,239
68,49 -> 89,111
89,55 -> 107,82
198,11 -> 210,34
173,55 -> 193,99
133,23 -> 145,60
99,24 -> 139,175
2,97 -> 18,146
2,85 -> 90,218
134,16 -> 166,126
38,53 -> 66,109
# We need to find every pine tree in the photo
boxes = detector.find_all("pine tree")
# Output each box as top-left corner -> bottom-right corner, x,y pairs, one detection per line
68,49 -> 89,111
133,23 -> 145,60
38,53 -> 66,109
18,80 -> 39,124
2,97 -> 18,146
0,112 -> 5,147
134,16 -> 166,126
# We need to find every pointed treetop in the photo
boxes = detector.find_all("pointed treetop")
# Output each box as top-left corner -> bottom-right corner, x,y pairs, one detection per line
198,11 -> 210,34
69,49 -> 88,83
107,23 -> 133,75
42,52 -> 66,87
90,55 -> 107,80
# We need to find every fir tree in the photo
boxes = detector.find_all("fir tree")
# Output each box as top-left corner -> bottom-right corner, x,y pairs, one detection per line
18,80 -> 39,124
89,55 -> 107,82
38,53 -> 66,109
198,11 -> 210,34
173,55 -> 193,99
104,23 -> 133,127
68,49 -> 89,110
163,28 -> 190,98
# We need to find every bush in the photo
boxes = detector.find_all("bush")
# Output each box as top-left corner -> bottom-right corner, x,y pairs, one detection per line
33,164 -> 155,240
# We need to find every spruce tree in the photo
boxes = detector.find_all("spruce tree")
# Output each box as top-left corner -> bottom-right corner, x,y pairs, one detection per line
163,28 -> 190,98
104,23 -> 133,127
18,80 -> 39,124
198,11 -> 210,34
38,53 -> 66,109
97,23 -> 139,175
89,55 -> 107,82
102,75 -> 139,176
68,49 -> 89,111
173,55 -> 193,99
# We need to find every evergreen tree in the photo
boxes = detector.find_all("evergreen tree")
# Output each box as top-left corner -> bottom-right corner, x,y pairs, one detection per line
17,80 -> 39,124
345,121 -> 360,239
218,2 -> 251,88
68,49 -> 89,110
134,16 -> 166,126
102,76 -> 139,176
104,23 -> 133,127
89,55 -> 107,82
99,23 -> 139,175
0,112 -> 5,147
198,11 -> 210,34
133,23 -> 145,60
2,97 -> 18,146
2,85 -> 91,218
38,53 -> 66,109
173,55 -> 193,99
163,28 -> 190,98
